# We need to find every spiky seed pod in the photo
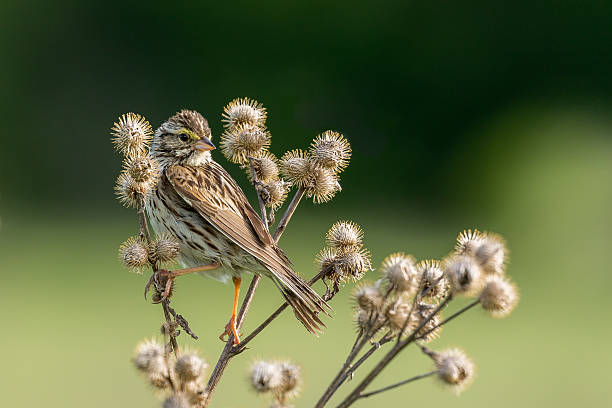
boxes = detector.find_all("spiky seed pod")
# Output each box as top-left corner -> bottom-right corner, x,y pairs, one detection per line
222,97 -> 267,129
353,283 -> 383,312
163,394 -> 191,408
381,253 -> 419,294
248,151 -> 279,183
276,361 -> 301,399
455,229 -> 484,256
115,172 -> 155,208
414,302 -> 442,342
317,247 -> 340,280
124,155 -> 160,183
221,123 -> 271,164
480,275 -> 518,318
434,348 -> 475,394
261,179 -> 291,210
132,339 -> 169,389
250,361 -> 283,393
416,260 -> 450,300
385,299 -> 414,335
309,130 -> 352,173
305,167 -> 341,204
175,354 -> 207,383
110,113 -> 153,158
119,236 -> 149,273
279,149 -> 314,187
150,233 -> 180,264
326,220 -> 364,252
336,249 -> 372,282
475,233 -> 507,275
444,255 -> 483,297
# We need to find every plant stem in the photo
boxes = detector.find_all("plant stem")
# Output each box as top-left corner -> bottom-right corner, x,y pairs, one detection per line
336,295 -> 453,408
356,371 -> 436,399
415,299 -> 480,341
273,187 -> 305,241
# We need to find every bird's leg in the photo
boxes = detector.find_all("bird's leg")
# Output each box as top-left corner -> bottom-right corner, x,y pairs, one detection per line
219,276 -> 242,345
145,262 -> 221,301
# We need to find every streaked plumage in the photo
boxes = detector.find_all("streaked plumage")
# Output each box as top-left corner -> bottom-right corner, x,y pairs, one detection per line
146,109 -> 329,335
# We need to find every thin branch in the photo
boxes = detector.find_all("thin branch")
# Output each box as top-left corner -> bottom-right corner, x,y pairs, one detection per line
357,371 -> 436,399
336,295 -> 453,408
315,330 -> 393,408
415,299 -> 480,341
273,187 -> 305,241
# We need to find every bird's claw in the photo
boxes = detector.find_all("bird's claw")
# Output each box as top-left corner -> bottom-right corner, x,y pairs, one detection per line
219,317 -> 241,345
144,269 -> 174,303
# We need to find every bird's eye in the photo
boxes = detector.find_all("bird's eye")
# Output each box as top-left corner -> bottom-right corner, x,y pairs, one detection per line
179,133 -> 189,142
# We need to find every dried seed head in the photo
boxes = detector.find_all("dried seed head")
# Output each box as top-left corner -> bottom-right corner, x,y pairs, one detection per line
110,113 -> 153,157
222,97 -> 267,129
480,275 -> 518,318
150,233 -> 180,264
114,172 -> 155,208
385,299 -> 413,334
416,260 -> 450,300
434,348 -> 475,394
474,233 -> 507,275
277,361 -> 301,398
414,302 -> 442,342
221,123 -> 271,164
309,130 -> 352,173
305,167 -> 341,204
279,149 -> 314,187
163,394 -> 191,408
317,247 -> 339,275
248,151 -> 279,183
337,249 -> 372,282
119,236 -> 149,273
261,179 -> 291,210
444,255 -> 483,297
381,253 -> 419,294
455,229 -> 485,256
132,339 -> 169,388
353,283 -> 383,312
326,221 -> 364,252
175,353 -> 207,383
250,361 -> 283,393
124,155 -> 160,184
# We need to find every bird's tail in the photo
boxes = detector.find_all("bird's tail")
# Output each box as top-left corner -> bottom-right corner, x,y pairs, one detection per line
270,272 -> 331,335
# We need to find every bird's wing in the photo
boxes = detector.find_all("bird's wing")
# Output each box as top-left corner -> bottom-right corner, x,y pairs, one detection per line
166,164 -> 329,331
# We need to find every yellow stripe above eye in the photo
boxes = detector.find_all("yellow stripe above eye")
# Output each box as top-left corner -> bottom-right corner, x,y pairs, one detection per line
180,128 -> 201,140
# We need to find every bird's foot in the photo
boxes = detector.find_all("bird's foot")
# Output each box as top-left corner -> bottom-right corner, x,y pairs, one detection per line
144,269 -> 174,303
219,316 -> 241,345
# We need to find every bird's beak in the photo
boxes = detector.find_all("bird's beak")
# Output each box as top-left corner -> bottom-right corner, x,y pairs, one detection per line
195,137 -> 215,151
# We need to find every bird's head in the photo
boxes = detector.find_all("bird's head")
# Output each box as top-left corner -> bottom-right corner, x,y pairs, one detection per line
150,109 -> 215,168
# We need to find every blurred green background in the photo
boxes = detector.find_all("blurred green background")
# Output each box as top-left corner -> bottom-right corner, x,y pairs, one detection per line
1,1 -> 611,407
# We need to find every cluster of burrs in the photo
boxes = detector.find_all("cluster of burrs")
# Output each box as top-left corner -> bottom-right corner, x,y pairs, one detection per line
249,360 -> 301,408
316,221 -> 373,299
132,331 -> 209,408
111,113 -> 160,209
111,113 -> 181,301
338,228 -> 518,400
220,98 -> 351,219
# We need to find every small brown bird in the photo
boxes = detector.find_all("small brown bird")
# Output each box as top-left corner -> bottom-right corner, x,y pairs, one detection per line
146,109 -> 329,343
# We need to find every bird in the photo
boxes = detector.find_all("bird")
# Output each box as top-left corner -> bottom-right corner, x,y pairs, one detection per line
145,109 -> 329,344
